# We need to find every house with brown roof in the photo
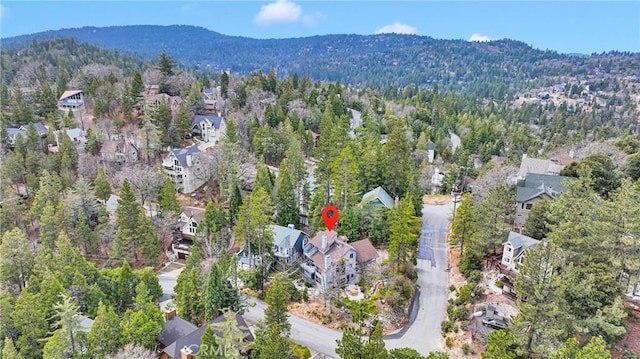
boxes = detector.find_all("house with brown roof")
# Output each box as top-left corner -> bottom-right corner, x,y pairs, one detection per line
300,230 -> 378,289
58,90 -> 84,110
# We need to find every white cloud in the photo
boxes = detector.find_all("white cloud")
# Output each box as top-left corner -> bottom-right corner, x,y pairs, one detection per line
301,12 -> 326,27
375,22 -> 418,35
254,0 -> 303,25
468,33 -> 492,42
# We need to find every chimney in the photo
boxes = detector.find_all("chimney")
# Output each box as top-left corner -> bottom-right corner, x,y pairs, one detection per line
395,196 -> 399,207
288,224 -> 294,229
186,154 -> 192,167
181,346 -> 194,359
324,255 -> 331,269
165,308 -> 177,321
321,235 -> 327,250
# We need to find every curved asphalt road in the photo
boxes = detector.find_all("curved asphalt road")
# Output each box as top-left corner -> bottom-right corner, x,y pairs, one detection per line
158,202 -> 454,357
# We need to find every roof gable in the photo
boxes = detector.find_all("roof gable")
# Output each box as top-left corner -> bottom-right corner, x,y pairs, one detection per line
362,186 -> 394,209
350,239 -> 379,264
59,90 -> 83,100
516,173 -> 574,202
271,225 -> 305,249
505,231 -> 540,252
192,115 -> 224,130
157,316 -> 198,347
170,146 -> 201,167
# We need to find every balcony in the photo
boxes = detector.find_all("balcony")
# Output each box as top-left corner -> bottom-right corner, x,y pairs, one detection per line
303,243 -> 318,257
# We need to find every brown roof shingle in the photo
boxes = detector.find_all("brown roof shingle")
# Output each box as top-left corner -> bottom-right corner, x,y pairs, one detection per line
350,239 -> 379,264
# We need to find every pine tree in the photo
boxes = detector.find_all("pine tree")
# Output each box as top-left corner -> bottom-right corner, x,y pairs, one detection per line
88,302 -> 123,357
94,166 -> 112,202
159,177 -> 181,214
381,116 -> 413,198
335,327 -> 366,359
234,187 -> 274,267
175,104 -> 192,140
209,310 -> 248,359
174,244 -> 205,324
229,179 -> 243,224
254,162 -> 274,195
13,291 -> 48,358
224,119 -> 238,144
0,228 -> 34,291
204,262 -> 235,321
220,71 -> 229,98
451,193 -> 474,256
364,322 -> 389,359
387,196 -> 420,271
2,337 -> 23,359
264,274 -> 291,334
44,294 -> 84,358
187,81 -> 205,115
199,325 -> 223,359
331,142 -> 360,209
111,180 -> 141,263
39,204 -> 59,250
276,165 -> 299,227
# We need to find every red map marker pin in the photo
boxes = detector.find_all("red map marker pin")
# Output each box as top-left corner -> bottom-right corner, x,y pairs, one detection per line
321,205 -> 340,231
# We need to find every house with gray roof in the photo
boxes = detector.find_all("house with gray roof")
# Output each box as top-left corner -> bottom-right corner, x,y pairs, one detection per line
162,146 -> 205,194
515,173 -> 574,227
516,154 -> 565,180
191,114 -> 226,144
157,309 -> 253,359
54,128 -> 86,145
271,224 -> 308,265
501,231 -> 541,274
361,186 -> 395,209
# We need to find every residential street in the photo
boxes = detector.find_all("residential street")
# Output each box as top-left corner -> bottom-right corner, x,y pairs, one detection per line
385,202 -> 453,354
156,202 -> 454,357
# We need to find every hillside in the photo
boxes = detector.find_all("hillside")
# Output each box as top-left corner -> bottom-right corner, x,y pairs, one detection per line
3,25 -> 639,97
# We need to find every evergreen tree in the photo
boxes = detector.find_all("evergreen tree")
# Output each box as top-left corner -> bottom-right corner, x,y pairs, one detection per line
25,123 -> 43,153
550,336 -> 611,359
0,228 -> 34,291
220,71 -> 229,98
174,244 -> 205,324
199,325 -> 223,359
204,261 -> 235,321
2,337 -> 23,359
364,322 -> 389,359
381,116 -> 413,198
159,177 -> 181,214
44,294 -> 84,358
254,162 -> 274,195
39,204 -> 59,250
276,165 -> 299,227
229,179 -> 243,224
264,274 -> 291,334
254,324 -> 294,359
331,142 -> 360,209
209,310 -> 248,359
131,72 -> 145,104
13,291 -> 48,358
89,302 -> 122,358
85,128 -> 103,156
94,166 -> 112,202
153,100 -> 173,147
336,327 -> 366,359
387,196 -> 420,271
175,104 -> 192,140
234,187 -> 274,267
187,81 -> 205,115
224,119 -> 238,144
451,193 -> 474,256
111,180 -> 141,263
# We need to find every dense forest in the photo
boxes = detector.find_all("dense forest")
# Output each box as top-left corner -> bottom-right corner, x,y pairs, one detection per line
0,36 -> 639,359
3,25 -> 640,97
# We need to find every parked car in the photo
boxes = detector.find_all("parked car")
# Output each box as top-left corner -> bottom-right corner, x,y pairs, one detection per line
482,318 -> 508,330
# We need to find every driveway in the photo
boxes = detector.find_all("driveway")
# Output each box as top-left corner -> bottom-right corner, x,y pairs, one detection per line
385,202 -> 453,354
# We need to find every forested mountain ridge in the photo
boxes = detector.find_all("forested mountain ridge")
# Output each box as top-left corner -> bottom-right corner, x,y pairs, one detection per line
3,25 -> 639,97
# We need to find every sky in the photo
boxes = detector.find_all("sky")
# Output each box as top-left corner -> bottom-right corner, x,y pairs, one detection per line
1,1 -> 639,54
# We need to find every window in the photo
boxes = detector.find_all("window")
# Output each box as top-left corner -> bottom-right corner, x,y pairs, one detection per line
174,159 -> 180,166
350,253 -> 354,259
507,246 -> 512,252
505,257 -> 510,263
525,203 -> 533,210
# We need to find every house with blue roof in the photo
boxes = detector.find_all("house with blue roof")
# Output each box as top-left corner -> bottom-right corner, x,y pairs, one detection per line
271,224 -> 308,265
191,114 -> 226,144
162,146 -> 205,193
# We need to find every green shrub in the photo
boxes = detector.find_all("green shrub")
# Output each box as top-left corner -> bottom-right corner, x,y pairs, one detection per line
446,303 -> 455,316
449,285 -> 457,292
452,307 -> 469,322
441,320 -> 453,335
302,287 -> 309,302
459,250 -> 483,279
495,280 -> 504,288
461,343 -> 471,355
290,341 -> 311,359
445,336 -> 454,348
460,321 -> 468,330
457,285 -> 473,304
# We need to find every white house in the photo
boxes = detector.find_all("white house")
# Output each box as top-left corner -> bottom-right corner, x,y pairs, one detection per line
54,128 -> 87,145
271,224 -> 307,265
501,231 -> 540,274
172,207 -> 205,259
162,146 -> 206,194
191,115 -> 226,144
300,230 -> 378,289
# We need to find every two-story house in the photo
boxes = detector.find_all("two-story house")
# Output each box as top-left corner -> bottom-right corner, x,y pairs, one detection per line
515,173 -> 574,227
5,122 -> 49,148
172,207 -> 205,259
191,115 -> 226,144
203,87 -> 217,112
300,230 -> 378,289
58,90 -> 84,110
54,128 -> 87,145
271,224 -> 307,266
100,138 -> 139,164
162,146 -> 205,194
501,231 -> 541,275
